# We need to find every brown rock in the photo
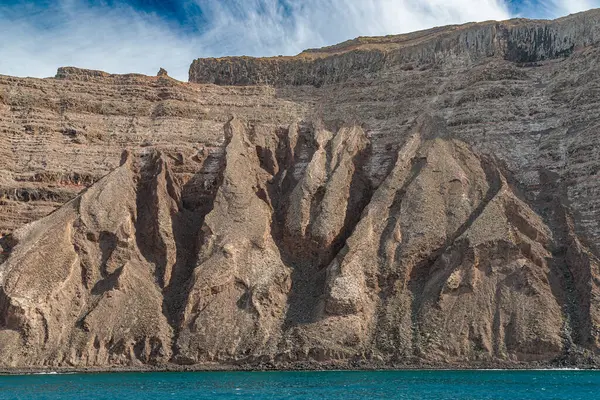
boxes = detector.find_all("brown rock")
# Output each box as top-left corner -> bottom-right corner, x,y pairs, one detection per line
1,10 -> 600,369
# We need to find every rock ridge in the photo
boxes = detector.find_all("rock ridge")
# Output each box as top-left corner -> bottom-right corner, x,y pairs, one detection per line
1,115 -> 598,368
1,9 -> 600,369
189,10 -> 600,86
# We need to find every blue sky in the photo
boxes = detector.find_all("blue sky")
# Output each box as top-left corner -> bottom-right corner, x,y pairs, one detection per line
1,0 -> 599,81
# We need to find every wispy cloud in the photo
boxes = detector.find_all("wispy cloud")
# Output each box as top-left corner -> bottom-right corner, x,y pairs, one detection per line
192,0 -> 511,55
0,0 -> 597,81
0,1 -> 192,79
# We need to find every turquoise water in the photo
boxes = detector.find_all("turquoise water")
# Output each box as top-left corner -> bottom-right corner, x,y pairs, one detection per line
0,370 -> 599,399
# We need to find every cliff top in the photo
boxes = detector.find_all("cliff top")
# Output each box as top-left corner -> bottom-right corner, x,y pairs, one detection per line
205,9 -> 600,62
46,8 -> 600,86
54,66 -> 182,84
188,8 -> 600,86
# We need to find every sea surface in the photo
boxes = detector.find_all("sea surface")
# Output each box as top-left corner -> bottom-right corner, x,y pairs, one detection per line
0,370 -> 598,399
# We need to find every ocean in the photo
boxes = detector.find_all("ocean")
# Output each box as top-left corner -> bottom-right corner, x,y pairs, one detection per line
0,370 -> 598,399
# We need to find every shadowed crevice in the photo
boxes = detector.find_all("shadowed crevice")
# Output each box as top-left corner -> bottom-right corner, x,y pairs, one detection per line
0,234 -> 17,265
134,152 -> 169,288
281,135 -> 374,327
537,169 -> 594,352
386,157 -> 503,357
164,137 -> 229,364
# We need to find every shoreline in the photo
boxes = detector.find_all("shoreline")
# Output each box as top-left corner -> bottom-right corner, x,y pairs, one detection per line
1,360 -> 598,375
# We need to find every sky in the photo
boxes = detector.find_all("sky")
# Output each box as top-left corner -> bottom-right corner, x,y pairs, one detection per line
0,0 -> 599,81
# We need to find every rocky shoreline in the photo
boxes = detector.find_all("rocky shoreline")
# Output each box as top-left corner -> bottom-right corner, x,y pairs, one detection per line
1,359 -> 598,375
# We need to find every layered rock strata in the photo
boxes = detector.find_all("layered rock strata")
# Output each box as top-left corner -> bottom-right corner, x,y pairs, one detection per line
189,10 -> 600,86
1,10 -> 600,369
0,115 -> 598,368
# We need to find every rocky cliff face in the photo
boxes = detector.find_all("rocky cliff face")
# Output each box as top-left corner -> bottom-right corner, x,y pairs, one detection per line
1,10 -> 600,369
189,10 -> 600,86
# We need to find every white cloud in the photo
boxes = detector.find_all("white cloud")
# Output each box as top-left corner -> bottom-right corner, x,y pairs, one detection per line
0,0 -> 596,81
193,0 -> 511,56
0,2 -> 194,80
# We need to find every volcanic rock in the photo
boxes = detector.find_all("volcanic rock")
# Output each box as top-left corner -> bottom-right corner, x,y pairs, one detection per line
1,10 -> 600,369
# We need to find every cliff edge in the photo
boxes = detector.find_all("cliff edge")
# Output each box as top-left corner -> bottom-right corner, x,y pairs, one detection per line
189,10 -> 600,86
1,10 -> 600,370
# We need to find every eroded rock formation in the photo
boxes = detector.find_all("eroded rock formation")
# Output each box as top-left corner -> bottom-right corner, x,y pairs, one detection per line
1,10 -> 600,369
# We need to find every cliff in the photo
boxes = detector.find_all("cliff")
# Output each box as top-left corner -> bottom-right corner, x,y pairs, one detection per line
189,10 -> 600,86
1,10 -> 600,369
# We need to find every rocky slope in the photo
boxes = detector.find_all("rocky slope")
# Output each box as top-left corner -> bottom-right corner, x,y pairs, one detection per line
1,10 -> 600,369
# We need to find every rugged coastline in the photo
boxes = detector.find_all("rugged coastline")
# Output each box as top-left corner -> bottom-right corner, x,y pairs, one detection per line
1,10 -> 600,370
